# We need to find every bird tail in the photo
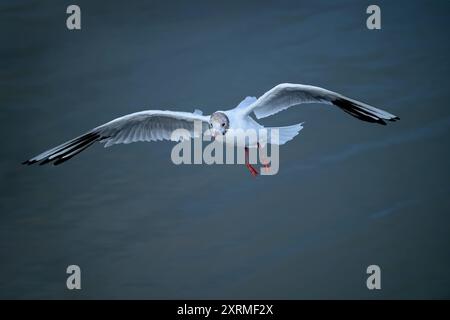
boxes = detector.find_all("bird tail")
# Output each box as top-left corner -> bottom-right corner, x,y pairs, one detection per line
266,123 -> 304,145
22,131 -> 101,166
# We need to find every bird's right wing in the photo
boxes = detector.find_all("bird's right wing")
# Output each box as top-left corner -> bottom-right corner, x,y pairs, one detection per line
23,110 -> 209,166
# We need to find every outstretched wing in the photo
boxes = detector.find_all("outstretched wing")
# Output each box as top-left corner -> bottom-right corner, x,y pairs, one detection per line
23,110 -> 209,166
243,83 -> 399,125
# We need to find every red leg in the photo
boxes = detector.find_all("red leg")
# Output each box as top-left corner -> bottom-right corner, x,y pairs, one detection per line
257,143 -> 270,174
245,147 -> 259,176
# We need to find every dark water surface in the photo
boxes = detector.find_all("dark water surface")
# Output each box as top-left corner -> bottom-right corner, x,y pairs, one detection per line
1,0 -> 449,298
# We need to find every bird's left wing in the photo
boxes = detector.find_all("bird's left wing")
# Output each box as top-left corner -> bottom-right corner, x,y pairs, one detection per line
23,110 -> 209,166
243,83 -> 399,125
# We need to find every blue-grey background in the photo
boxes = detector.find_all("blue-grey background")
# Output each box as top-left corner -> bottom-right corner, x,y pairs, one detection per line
1,0 -> 449,299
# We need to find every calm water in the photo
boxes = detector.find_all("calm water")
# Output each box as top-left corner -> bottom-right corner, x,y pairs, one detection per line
1,0 -> 449,299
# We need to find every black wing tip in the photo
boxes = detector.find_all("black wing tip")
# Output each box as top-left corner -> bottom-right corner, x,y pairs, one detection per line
53,157 -> 71,166
21,158 -> 51,166
381,115 -> 400,124
22,132 -> 101,167
22,160 -> 33,165
333,98 -> 399,126
39,158 -> 54,166
389,116 -> 401,122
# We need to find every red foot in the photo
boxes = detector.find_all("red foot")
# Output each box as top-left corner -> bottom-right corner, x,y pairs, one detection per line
245,146 -> 259,177
258,143 -> 270,174
246,164 -> 259,176
261,160 -> 270,174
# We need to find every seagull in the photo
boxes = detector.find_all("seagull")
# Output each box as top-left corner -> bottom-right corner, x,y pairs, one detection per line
23,83 -> 399,176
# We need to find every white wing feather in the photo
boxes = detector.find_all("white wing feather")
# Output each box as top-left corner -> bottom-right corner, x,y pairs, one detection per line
244,83 -> 399,125
23,110 -> 209,165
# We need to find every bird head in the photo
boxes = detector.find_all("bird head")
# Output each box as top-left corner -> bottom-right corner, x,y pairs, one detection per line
208,112 -> 229,138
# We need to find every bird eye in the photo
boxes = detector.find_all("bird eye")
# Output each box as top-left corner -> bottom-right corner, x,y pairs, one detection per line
221,123 -> 225,127
209,123 -> 212,128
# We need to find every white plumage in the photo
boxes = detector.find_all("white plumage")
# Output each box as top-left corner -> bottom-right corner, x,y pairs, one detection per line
23,83 -> 399,166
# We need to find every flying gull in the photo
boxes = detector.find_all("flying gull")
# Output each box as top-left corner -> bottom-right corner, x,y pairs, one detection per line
23,83 -> 399,175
